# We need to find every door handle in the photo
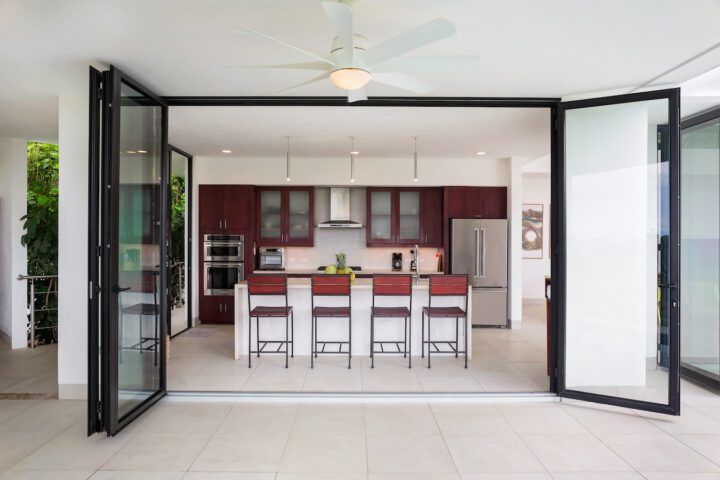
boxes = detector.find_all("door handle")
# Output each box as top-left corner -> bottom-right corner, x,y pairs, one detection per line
111,285 -> 131,294
473,228 -> 480,278
480,228 -> 486,278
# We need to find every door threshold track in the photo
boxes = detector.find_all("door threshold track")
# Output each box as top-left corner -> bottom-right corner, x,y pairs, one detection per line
166,390 -> 558,404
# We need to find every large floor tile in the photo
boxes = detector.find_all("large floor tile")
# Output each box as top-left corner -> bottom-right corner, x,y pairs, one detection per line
0,432 -> 57,469
190,432 -> 288,472
366,404 -> 439,435
216,403 -> 296,436
0,472 -> 94,480
639,474 -> 720,480
496,404 -> 587,435
369,474 -> 460,480
11,422 -> 132,471
549,474 -> 646,480
644,406 -> 720,435
521,434 -> 632,472
431,405 -> 513,435
0,400 -> 82,434
183,474 -> 276,480
279,434 -> 367,473
129,402 -> 232,435
0,401 -> 43,425
460,474 -> 552,480
102,433 -> 210,472
444,435 -> 545,473
366,435 -> 456,473
291,404 -> 365,435
675,434 -> 720,465
91,473 -> 185,479
599,434 -> 720,472
559,402 -> 661,435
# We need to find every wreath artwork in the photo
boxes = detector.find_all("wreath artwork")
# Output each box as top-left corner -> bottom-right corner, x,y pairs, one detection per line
522,204 -> 543,259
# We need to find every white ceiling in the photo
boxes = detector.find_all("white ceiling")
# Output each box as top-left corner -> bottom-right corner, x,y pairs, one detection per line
2,0 -> 720,141
168,106 -> 550,160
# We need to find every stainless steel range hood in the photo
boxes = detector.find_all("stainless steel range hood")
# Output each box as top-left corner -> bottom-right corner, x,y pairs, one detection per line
317,187 -> 363,228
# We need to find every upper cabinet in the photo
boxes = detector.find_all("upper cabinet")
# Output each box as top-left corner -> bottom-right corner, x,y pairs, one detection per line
257,187 -> 314,246
199,185 -> 255,232
444,186 -> 507,219
366,187 -> 442,247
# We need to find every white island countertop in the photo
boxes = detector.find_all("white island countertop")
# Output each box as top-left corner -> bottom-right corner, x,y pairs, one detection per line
234,278 -> 472,360
252,269 -> 444,277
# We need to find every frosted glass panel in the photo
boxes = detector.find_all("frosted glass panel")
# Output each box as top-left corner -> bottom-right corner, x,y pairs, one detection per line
288,190 -> 310,239
260,190 -> 282,239
681,118 -> 720,381
398,191 -> 420,240
564,98 -> 670,405
371,191 -> 392,240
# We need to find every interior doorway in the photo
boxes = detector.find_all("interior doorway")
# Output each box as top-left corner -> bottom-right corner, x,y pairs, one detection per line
169,146 -> 193,338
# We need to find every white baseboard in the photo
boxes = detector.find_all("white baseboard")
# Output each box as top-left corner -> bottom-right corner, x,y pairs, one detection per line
522,298 -> 545,306
59,383 -> 87,400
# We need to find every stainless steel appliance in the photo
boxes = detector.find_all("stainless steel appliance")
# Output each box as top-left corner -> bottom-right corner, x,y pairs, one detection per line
317,187 -> 362,228
450,219 -> 508,327
204,234 -> 244,262
392,252 -> 403,271
204,262 -> 244,296
258,247 -> 285,270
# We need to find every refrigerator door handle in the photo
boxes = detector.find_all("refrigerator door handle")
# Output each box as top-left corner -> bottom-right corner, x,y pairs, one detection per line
480,228 -> 486,278
474,228 -> 481,279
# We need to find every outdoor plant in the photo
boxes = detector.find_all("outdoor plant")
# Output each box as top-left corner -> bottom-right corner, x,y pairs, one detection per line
169,175 -> 186,309
21,142 -> 59,345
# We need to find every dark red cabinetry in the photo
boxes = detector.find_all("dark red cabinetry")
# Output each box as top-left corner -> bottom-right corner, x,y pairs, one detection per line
366,187 -> 443,247
444,186 -> 507,219
256,187 -> 314,247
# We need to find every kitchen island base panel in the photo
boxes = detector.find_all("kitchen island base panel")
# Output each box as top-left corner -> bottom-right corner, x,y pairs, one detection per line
235,280 -> 472,360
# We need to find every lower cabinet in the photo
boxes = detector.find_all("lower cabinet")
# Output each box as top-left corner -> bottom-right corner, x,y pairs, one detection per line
200,295 -> 234,324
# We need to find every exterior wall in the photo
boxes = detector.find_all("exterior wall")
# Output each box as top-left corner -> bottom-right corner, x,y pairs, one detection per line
0,137 -> 28,348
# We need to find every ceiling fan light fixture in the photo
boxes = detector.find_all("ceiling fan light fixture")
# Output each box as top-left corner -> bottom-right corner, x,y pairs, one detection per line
330,68 -> 371,90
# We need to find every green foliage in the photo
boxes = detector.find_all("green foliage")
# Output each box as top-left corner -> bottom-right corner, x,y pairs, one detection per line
21,142 -> 59,345
170,175 -> 186,309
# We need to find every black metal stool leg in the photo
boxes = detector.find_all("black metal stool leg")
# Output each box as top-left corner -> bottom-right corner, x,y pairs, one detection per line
348,314 -> 352,369
403,316 -> 407,358
248,315 -> 252,368
421,311 -> 425,358
408,314 -> 412,369
285,314 -> 289,368
455,317 -> 459,358
310,315 -> 315,369
256,316 -> 260,358
154,312 -> 158,366
464,315 -> 468,368
290,311 -> 294,357
427,315 -> 432,369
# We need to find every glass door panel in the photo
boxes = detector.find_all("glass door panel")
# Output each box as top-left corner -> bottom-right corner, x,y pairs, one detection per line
398,191 -> 420,242
370,190 -> 392,241
680,116 -> 720,387
259,190 -> 282,240
559,89 -> 680,415
288,190 -> 310,239
169,148 -> 191,337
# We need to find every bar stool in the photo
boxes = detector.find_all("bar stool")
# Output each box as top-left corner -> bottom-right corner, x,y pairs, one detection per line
370,274 -> 413,369
422,274 -> 469,368
311,274 -> 352,369
247,274 -> 294,368
120,268 -> 160,366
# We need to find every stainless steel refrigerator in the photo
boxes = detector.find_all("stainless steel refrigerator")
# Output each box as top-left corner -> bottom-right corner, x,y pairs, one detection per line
450,219 -> 508,327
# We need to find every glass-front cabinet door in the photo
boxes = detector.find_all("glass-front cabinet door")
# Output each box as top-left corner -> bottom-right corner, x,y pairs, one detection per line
680,112 -> 720,390
397,190 -> 421,244
258,189 -> 283,243
286,188 -> 313,245
557,88 -> 681,415
368,189 -> 394,245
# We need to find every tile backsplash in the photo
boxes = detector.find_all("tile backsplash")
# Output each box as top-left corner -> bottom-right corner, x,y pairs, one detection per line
285,228 -> 442,271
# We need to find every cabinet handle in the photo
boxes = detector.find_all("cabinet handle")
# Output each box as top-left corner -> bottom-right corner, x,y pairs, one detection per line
218,304 -> 222,312
224,219 -> 228,229
219,220 -> 222,229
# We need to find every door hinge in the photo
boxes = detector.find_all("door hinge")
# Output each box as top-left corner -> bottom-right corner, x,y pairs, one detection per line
96,401 -> 103,421
96,245 -> 102,257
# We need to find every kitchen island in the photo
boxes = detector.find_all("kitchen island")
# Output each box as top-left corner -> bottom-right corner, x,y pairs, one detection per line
234,277 -> 472,360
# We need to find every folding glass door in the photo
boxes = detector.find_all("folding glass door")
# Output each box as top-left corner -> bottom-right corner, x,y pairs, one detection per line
556,88 -> 681,415
169,147 -> 192,337
680,109 -> 720,390
88,66 -> 169,435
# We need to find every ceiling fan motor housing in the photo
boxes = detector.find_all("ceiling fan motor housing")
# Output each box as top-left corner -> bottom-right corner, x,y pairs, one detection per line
331,34 -> 369,68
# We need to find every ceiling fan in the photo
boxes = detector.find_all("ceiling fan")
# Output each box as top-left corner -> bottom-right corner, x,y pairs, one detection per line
231,0 -> 477,102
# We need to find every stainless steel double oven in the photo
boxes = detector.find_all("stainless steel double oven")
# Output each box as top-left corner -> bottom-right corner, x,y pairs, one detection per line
204,234 -> 244,295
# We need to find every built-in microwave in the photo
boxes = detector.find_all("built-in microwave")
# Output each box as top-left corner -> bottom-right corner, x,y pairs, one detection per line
204,262 -> 244,296
204,234 -> 244,262
258,247 -> 284,270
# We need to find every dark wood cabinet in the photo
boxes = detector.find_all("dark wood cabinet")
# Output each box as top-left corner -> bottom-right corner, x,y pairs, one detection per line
444,186 -> 507,219
199,295 -> 234,324
366,187 -> 442,247
199,185 -> 255,232
256,187 -> 314,247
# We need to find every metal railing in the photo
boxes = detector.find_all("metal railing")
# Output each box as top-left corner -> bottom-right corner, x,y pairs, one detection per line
17,274 -> 58,348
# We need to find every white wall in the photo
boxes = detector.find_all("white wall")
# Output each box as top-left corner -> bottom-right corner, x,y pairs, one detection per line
521,173 -> 550,303
57,72 -> 89,399
0,137 -> 28,348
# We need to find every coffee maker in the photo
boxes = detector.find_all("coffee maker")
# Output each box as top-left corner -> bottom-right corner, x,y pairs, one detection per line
392,252 -> 403,271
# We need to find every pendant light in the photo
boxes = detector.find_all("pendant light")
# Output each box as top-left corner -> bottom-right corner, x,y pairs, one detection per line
413,136 -> 419,182
349,136 -> 356,183
285,136 -> 291,182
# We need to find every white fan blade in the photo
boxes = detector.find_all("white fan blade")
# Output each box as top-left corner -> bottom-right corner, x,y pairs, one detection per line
371,72 -> 434,94
366,18 -> 456,67
322,1 -> 355,64
373,55 -> 479,72
226,62 -> 331,71
232,26 -> 336,65
348,88 -> 368,103
277,72 -> 330,93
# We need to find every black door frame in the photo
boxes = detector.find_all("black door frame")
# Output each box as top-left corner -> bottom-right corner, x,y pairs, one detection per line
678,105 -> 720,392
168,145 -> 194,338
555,88 -> 682,416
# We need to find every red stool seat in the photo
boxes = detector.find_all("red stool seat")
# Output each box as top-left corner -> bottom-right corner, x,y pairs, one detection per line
422,306 -> 467,318
372,306 -> 411,317
249,306 -> 293,316
312,306 -> 351,317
